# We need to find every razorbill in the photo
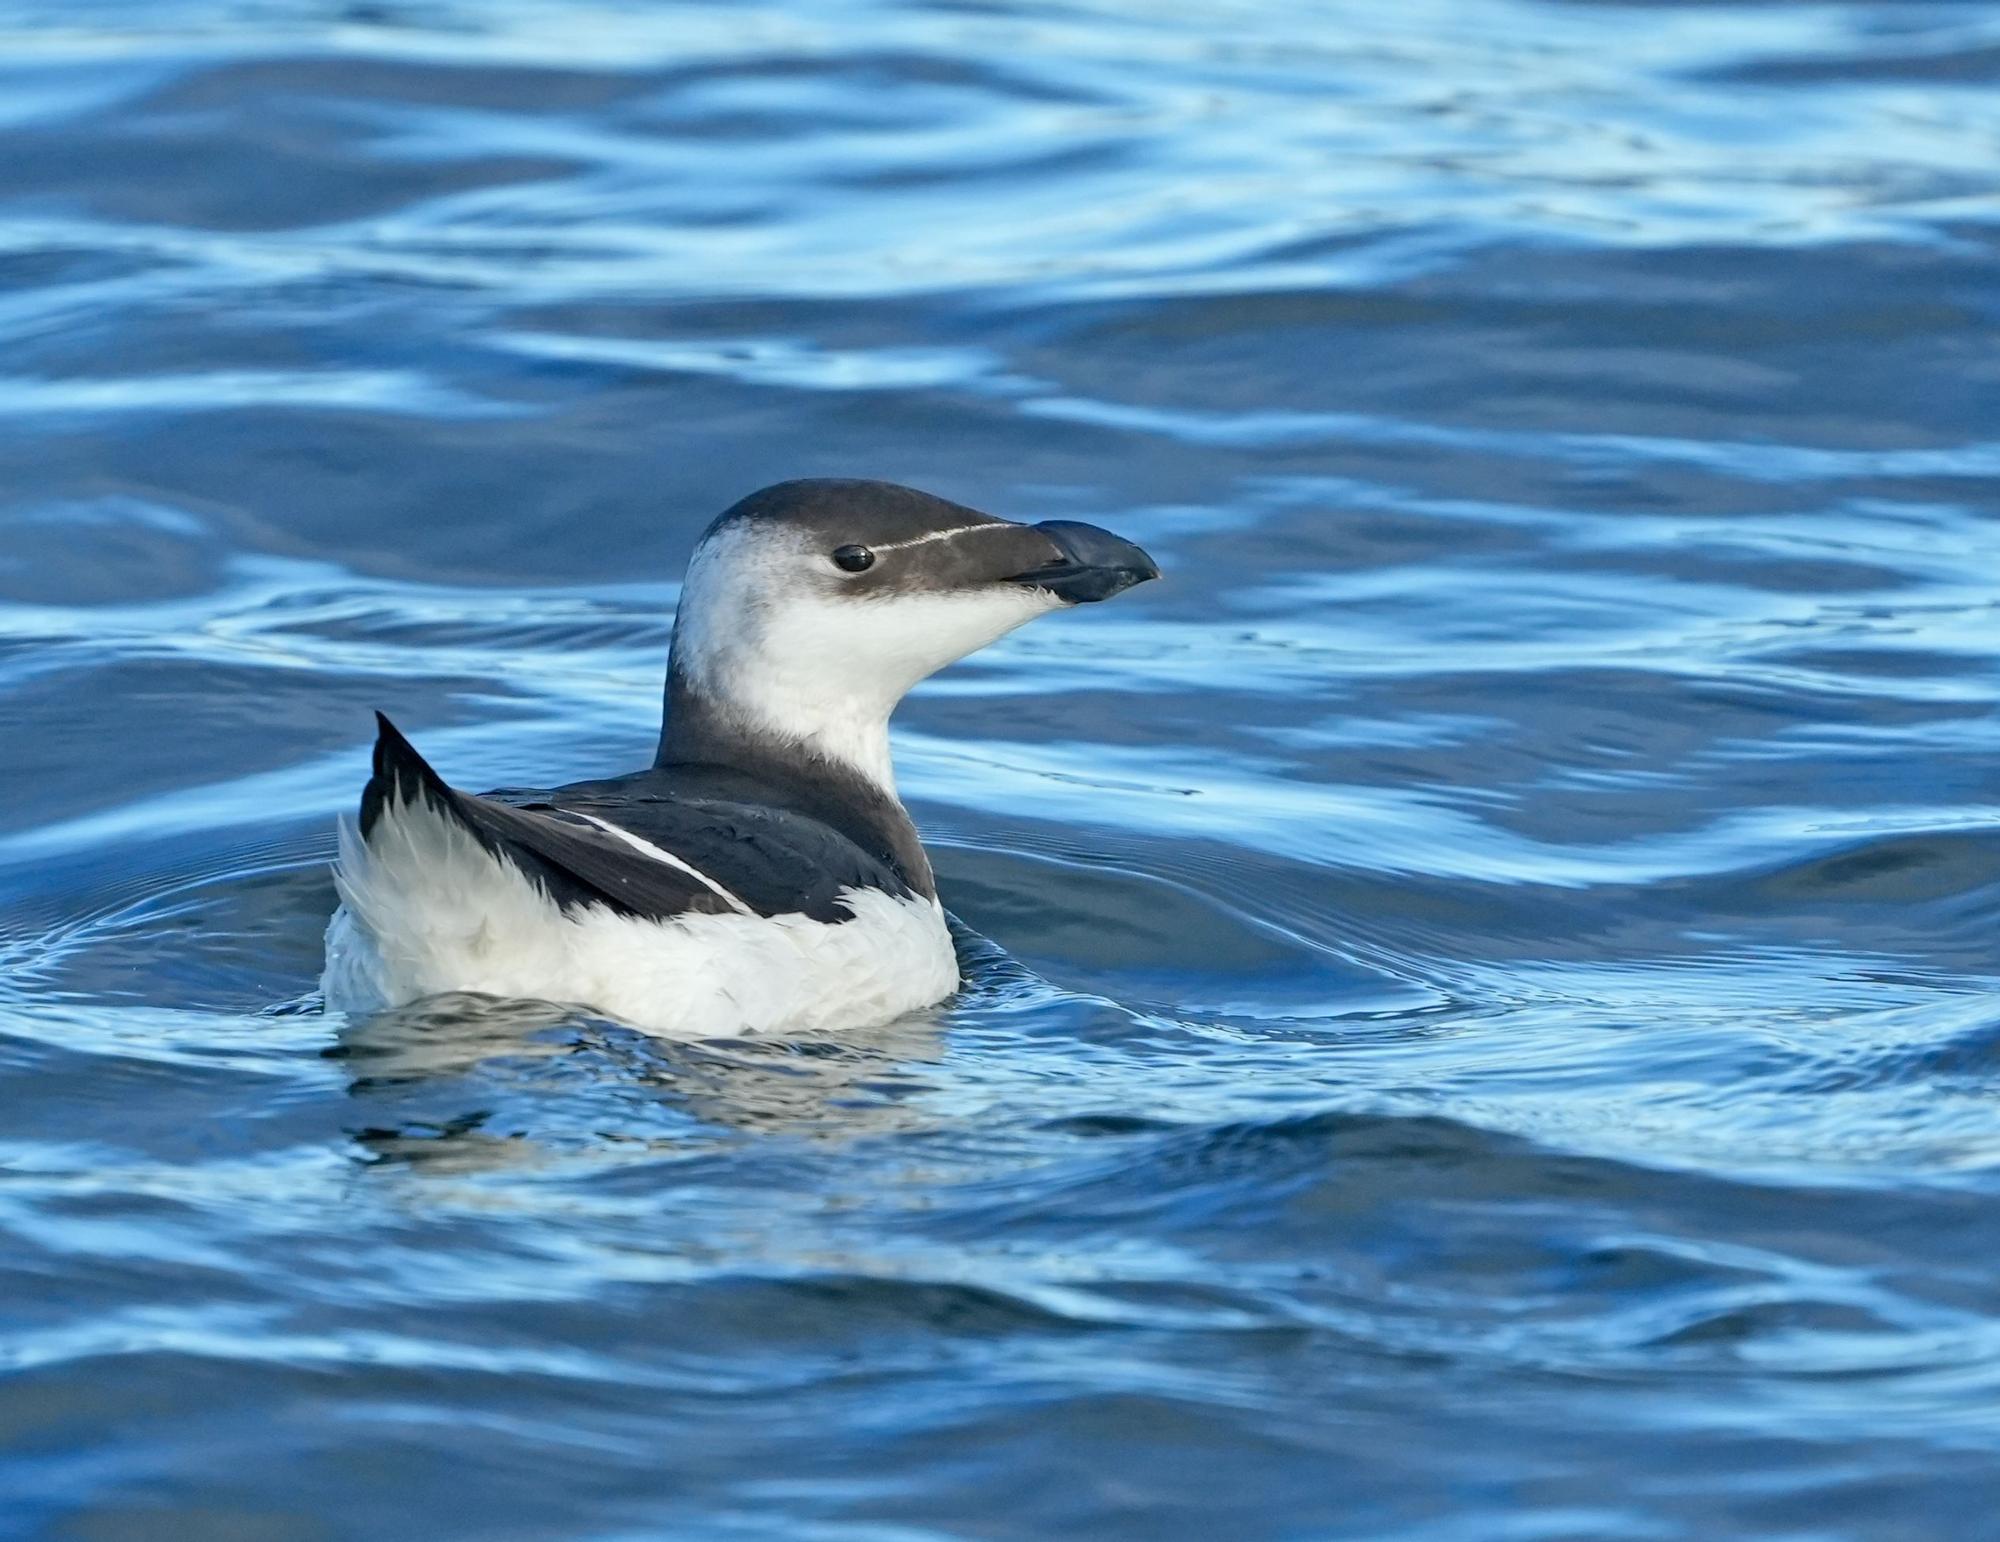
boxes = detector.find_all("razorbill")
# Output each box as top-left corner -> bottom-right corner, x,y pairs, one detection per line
321,478 -> 1159,1037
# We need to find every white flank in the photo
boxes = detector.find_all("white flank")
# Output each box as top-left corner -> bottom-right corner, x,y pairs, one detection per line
320,796 -> 959,1039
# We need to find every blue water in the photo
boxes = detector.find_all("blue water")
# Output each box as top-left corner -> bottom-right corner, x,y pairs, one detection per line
4,1 -> 2000,1536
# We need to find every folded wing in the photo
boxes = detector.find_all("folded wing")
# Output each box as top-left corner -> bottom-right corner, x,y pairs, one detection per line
362,714 -> 901,925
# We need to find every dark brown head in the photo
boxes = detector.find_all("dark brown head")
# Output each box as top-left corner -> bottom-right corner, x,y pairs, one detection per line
666,479 -> 1158,789
698,478 -> 1158,606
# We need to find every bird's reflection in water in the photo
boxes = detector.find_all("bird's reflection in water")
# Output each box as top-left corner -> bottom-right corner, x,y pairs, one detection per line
330,986 -> 956,1173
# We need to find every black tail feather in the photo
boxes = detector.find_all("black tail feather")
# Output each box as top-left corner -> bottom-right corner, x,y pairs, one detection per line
352,712 -> 735,920
359,711 -> 460,838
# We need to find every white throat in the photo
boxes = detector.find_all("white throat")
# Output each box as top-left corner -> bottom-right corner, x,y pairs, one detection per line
691,653 -> 904,794
668,522 -> 1059,795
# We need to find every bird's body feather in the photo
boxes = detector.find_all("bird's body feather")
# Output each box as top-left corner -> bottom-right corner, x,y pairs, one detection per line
324,719 -> 956,1036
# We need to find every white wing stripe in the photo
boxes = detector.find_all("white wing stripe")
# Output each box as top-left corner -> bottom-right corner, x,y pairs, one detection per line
569,811 -> 756,915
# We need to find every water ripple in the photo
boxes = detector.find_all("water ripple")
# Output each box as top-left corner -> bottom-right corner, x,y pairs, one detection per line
5,0 -> 2000,1537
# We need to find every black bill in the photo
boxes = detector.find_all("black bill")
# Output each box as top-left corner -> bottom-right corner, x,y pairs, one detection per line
1008,520 -> 1161,604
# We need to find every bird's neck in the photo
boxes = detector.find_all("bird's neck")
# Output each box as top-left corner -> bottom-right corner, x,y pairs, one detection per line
657,665 -> 935,898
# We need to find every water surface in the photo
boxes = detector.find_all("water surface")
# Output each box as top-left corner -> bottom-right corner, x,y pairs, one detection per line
4,1 -> 2000,1537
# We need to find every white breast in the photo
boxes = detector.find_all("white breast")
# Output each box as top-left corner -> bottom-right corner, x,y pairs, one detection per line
319,798 -> 960,1039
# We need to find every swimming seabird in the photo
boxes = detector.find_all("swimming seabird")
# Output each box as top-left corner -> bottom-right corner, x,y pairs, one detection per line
321,478 -> 1159,1037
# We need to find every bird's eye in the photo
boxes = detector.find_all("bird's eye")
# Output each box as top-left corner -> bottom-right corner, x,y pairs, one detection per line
832,545 -> 875,573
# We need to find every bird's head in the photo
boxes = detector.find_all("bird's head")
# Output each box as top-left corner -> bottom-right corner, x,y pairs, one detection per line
665,478 -> 1159,788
